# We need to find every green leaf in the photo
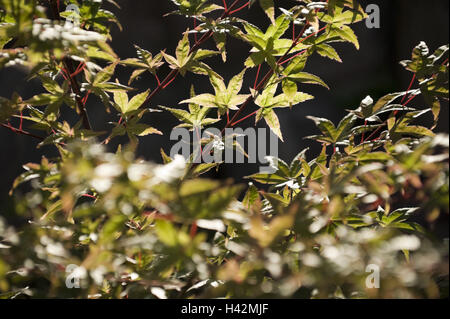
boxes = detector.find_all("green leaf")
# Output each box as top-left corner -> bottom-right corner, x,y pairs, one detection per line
93,62 -> 117,85
259,0 -> 275,24
306,116 -> 337,142
243,183 -> 260,207
307,114 -> 356,144
180,93 -> 217,109
25,94 -> 59,106
394,125 -> 435,137
181,70 -> 250,115
155,220 -> 178,247
127,90 -> 150,113
288,72 -> 329,89
372,92 -> 406,114
227,69 -> 247,96
331,25 -> 360,50
0,94 -> 23,122
282,78 -> 297,103
40,75 -> 64,95
160,106 -> 193,125
176,30 -> 191,66
113,91 -> 128,112
283,54 -> 308,76
113,90 -> 149,114
357,152 -> 392,162
315,44 -> 342,62
190,163 -> 220,177
261,108 -> 283,141
134,125 -> 162,136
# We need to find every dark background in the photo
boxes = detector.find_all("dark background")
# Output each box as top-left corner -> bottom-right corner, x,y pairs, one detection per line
1,0 -> 449,209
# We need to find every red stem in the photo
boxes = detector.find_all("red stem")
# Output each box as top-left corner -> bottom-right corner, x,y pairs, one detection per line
162,73 -> 178,89
60,68 -> 69,81
231,109 -> 258,127
402,94 -> 417,107
229,1 -> 250,15
193,18 -> 198,43
280,49 -> 307,65
400,73 -> 416,104
1,123 -> 44,140
19,111 -> 23,130
292,23 -> 296,41
254,64 -> 261,89
82,90 -> 91,106
190,221 -> 198,238
363,124 -> 385,143
81,194 -> 97,200
361,119 -> 367,144
154,73 -> 161,85
71,61 -> 86,78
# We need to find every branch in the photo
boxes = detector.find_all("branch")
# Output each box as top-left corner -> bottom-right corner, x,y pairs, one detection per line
1,123 -> 45,141
48,0 -> 92,130
62,58 -> 92,130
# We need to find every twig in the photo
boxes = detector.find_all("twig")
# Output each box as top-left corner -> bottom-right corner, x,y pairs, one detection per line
222,0 -> 228,10
400,73 -> 416,104
1,123 -> 44,140
229,1 -> 250,15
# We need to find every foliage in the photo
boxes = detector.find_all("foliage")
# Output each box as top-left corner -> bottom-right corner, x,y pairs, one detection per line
0,0 -> 448,299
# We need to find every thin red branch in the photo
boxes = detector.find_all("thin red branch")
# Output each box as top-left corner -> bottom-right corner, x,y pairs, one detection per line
81,194 -> 97,200
1,123 -> 44,140
230,109 -> 258,126
82,90 -> 91,106
229,1 -> 250,15
19,111 -> 23,130
154,73 -> 161,85
280,49 -> 307,65
363,124 -> 385,143
254,64 -> 261,89
292,23 -> 296,41
60,67 -> 69,81
71,61 -> 86,78
162,73 -> 178,89
360,119 -> 367,144
402,94 -> 417,107
400,73 -> 416,104
193,18 -> 198,43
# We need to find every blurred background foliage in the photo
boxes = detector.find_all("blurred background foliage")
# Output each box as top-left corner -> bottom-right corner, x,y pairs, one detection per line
0,0 -> 449,299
